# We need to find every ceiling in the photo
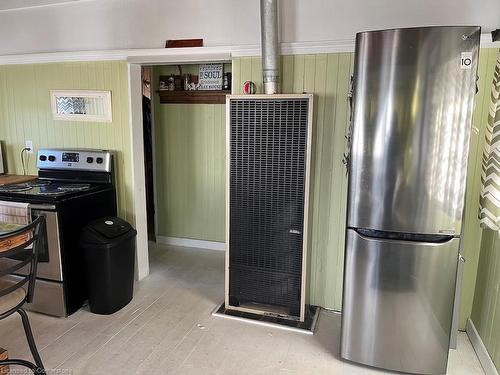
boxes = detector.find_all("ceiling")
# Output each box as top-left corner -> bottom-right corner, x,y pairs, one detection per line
0,0 -> 497,56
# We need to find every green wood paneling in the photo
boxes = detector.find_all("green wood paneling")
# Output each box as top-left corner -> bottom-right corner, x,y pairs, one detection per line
154,103 -> 226,241
233,54 -> 354,308
471,230 -> 500,371
469,48 -> 500,373
460,48 -> 500,329
0,61 -> 133,222
153,65 -> 227,242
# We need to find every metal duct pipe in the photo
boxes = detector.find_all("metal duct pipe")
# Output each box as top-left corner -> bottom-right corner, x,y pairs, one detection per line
260,0 -> 280,94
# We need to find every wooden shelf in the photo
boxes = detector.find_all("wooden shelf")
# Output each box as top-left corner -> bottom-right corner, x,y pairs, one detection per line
157,89 -> 230,104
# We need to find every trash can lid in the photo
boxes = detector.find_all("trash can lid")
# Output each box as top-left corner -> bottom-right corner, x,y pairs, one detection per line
81,217 -> 135,244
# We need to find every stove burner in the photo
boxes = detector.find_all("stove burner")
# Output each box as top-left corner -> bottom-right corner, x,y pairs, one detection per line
37,189 -> 64,196
27,180 -> 51,187
57,184 -> 91,192
36,184 -> 91,196
0,184 -> 33,192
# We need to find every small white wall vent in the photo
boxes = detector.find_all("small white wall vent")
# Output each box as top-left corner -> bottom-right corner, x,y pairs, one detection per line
50,90 -> 112,123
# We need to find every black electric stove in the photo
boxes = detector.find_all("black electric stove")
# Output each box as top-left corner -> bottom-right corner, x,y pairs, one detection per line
0,148 -> 117,316
0,180 -> 111,202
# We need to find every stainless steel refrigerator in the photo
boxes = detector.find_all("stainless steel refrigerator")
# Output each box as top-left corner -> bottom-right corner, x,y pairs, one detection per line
341,26 -> 481,375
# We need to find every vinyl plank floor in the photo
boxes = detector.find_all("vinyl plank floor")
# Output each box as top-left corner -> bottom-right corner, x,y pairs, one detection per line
0,243 -> 486,375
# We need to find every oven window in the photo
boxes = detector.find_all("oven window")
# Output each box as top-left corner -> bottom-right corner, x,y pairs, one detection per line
34,215 -> 50,263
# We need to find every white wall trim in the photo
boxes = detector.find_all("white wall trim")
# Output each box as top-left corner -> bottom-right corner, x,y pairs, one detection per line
0,49 -> 128,65
0,46 -> 240,65
480,33 -> 499,48
126,49 -> 233,65
231,39 -> 357,56
0,34 -> 497,66
0,0 -> 94,13
466,318 -> 500,375
157,236 -> 225,251
128,63 -> 150,281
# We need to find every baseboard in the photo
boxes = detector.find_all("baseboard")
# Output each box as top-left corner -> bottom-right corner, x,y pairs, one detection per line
156,236 -> 225,251
466,318 -> 499,375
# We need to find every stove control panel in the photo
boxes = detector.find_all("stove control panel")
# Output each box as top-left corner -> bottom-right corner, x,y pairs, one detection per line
37,149 -> 113,172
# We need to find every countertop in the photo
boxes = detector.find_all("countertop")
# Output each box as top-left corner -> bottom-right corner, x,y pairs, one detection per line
0,174 -> 37,186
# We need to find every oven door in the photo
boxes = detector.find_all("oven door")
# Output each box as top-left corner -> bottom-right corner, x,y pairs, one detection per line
1,205 -> 63,274
2,205 -> 63,281
2,204 -> 63,281
1,204 -> 66,316
29,206 -> 63,281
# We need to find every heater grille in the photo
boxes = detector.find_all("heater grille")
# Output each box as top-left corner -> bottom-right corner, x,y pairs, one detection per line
228,97 -> 310,318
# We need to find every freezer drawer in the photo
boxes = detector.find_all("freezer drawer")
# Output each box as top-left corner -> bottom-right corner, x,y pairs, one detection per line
341,228 -> 459,375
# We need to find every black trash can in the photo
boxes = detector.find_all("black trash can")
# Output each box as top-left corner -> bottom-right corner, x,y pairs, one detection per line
80,217 -> 137,315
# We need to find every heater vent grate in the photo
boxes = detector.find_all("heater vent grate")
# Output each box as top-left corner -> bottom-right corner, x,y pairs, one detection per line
228,98 -> 310,317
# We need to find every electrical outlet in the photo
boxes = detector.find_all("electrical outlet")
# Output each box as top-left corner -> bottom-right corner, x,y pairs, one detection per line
25,140 -> 33,153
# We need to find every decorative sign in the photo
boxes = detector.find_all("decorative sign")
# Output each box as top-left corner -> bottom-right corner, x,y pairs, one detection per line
460,52 -> 473,70
199,64 -> 223,90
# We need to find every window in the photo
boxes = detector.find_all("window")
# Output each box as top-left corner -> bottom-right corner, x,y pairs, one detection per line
50,90 -> 112,122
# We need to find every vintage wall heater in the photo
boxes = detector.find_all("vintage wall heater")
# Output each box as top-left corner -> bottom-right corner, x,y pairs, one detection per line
225,94 -> 313,321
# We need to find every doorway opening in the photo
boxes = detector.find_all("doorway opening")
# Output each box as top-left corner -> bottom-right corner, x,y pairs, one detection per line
142,66 -> 156,242
140,62 -> 231,262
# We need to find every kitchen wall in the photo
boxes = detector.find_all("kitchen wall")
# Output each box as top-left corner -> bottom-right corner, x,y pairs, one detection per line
0,0 -> 498,55
237,50 -> 499,313
0,61 -> 134,222
471,230 -> 500,371
460,48 -> 500,329
153,50 -> 496,314
0,50 -> 495,324
231,54 -> 353,309
468,49 -> 500,372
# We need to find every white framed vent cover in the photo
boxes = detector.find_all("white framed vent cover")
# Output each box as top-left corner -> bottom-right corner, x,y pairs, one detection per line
225,94 -> 314,322
50,90 -> 112,122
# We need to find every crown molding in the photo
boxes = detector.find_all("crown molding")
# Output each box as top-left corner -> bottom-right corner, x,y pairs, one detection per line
480,33 -> 500,47
231,39 -> 357,56
0,0 -> 94,12
0,46 -> 238,65
0,40 -> 356,66
0,34 -> 496,66
0,49 -> 127,65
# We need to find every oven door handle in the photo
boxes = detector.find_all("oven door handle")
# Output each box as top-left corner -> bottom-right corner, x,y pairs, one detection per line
29,204 -> 56,211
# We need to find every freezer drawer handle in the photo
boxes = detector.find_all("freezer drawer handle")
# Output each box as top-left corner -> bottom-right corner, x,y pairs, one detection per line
354,228 -> 454,243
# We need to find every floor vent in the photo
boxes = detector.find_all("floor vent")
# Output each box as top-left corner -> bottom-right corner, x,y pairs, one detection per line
212,303 -> 319,334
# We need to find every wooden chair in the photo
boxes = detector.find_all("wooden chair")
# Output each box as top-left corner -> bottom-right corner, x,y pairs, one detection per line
0,216 -> 46,374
